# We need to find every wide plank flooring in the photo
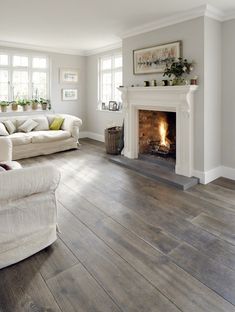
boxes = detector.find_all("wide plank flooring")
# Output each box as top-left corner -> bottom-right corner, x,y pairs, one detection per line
1,138 -> 235,312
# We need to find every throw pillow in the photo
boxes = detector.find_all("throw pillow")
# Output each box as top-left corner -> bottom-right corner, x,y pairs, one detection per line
2,120 -> 15,134
0,123 -> 9,136
0,163 -> 11,170
18,119 -> 38,133
50,117 -> 64,130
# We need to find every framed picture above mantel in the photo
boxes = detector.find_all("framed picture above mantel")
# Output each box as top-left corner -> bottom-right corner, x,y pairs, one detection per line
133,41 -> 181,75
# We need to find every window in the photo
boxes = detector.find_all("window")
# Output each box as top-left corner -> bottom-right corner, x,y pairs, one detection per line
0,52 -> 49,102
98,53 -> 122,109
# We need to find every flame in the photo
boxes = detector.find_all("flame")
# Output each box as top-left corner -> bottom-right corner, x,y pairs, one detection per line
159,120 -> 169,147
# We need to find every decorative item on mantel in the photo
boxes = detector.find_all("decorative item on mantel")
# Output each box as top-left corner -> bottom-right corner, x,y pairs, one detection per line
163,58 -> 195,86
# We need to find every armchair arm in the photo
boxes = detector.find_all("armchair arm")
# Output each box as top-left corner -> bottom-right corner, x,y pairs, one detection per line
60,114 -> 82,140
0,165 -> 60,202
0,138 -> 12,162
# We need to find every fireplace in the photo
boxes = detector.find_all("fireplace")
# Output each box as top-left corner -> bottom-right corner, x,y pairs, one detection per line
139,110 -> 176,160
118,85 -> 198,177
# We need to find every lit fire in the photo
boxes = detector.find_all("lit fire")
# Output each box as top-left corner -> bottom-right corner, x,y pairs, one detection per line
159,120 -> 170,148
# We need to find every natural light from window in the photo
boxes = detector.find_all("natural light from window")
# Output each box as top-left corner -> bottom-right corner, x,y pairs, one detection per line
0,52 -> 49,101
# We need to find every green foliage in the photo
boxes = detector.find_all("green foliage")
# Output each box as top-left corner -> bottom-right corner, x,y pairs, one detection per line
0,101 -> 9,106
163,58 -> 194,78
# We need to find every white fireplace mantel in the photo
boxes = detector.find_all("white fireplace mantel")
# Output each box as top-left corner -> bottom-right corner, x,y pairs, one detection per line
118,85 -> 198,177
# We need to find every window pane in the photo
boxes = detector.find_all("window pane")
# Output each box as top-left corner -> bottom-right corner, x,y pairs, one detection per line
32,57 -> 47,69
32,72 -> 47,99
0,83 -> 8,101
13,55 -> 28,67
0,70 -> 8,83
0,55 -> 8,66
101,58 -> 111,70
115,56 -> 122,68
13,71 -> 28,99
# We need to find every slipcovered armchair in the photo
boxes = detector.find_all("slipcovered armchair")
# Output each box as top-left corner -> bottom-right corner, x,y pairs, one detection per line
0,137 -> 61,269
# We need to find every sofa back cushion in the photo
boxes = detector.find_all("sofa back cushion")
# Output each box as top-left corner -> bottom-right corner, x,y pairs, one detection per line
32,117 -> 49,131
0,123 -> 9,136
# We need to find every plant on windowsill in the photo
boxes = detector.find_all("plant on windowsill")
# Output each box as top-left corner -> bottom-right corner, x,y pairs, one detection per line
40,98 -> 50,110
31,99 -> 39,110
0,101 -> 9,113
163,58 -> 194,86
18,99 -> 30,111
11,101 -> 18,111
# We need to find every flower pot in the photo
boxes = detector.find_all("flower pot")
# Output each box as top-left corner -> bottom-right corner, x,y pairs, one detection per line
11,103 -> 18,111
41,103 -> 48,110
1,106 -> 8,112
32,103 -> 38,110
22,105 -> 29,111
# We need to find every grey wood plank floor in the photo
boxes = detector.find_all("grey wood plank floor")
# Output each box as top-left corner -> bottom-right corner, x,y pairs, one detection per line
1,138 -> 235,312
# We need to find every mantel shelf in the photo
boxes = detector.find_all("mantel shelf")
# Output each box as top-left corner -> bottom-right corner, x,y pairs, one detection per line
118,85 -> 198,93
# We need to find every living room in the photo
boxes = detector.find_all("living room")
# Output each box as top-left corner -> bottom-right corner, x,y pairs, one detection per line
0,0 -> 235,311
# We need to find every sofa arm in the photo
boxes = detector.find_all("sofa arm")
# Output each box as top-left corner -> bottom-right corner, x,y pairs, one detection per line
60,114 -> 82,140
0,138 -> 12,162
0,165 -> 60,202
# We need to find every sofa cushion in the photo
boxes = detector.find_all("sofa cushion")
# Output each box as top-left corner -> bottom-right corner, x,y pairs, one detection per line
18,119 -> 38,133
30,130 -> 71,143
9,133 -> 33,146
33,117 -> 49,131
0,123 -> 9,136
2,120 -> 16,134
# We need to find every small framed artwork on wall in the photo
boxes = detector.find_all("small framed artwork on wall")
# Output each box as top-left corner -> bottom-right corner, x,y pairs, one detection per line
60,68 -> 78,83
62,89 -> 78,101
133,41 -> 181,75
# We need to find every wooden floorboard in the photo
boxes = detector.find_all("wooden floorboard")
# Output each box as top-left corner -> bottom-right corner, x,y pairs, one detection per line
1,139 -> 234,312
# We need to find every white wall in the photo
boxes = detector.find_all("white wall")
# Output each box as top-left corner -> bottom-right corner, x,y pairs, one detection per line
122,17 -> 205,172
86,49 -> 124,138
204,17 -> 222,172
0,46 -> 87,130
222,19 -> 235,170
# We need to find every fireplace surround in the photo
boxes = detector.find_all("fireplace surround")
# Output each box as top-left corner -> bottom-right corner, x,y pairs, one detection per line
118,85 -> 198,177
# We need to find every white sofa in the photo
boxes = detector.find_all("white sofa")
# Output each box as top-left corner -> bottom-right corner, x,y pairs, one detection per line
0,137 -> 60,269
0,113 -> 82,160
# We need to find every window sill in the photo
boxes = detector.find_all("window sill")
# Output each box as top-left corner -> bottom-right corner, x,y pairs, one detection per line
0,109 -> 54,116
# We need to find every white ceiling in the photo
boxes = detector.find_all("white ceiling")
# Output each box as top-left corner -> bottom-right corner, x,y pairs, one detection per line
0,0 -> 235,55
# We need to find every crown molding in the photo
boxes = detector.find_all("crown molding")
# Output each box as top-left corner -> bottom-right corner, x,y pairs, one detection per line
222,10 -> 235,21
84,41 -> 122,56
0,40 -> 86,56
120,4 -> 233,39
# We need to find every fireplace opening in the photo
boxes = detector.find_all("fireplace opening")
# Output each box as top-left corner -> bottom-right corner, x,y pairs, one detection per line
139,110 -> 176,163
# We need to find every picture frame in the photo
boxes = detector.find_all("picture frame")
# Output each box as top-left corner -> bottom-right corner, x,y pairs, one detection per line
62,89 -> 78,101
60,68 -> 78,83
109,101 -> 118,111
133,41 -> 181,75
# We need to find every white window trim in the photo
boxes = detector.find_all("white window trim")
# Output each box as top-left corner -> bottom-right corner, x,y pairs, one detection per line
0,50 -> 50,101
98,52 -> 122,109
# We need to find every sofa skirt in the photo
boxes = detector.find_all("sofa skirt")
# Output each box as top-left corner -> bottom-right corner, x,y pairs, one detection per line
13,138 -> 78,160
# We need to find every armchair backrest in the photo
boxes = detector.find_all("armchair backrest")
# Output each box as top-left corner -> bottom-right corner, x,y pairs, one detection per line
0,138 -> 13,162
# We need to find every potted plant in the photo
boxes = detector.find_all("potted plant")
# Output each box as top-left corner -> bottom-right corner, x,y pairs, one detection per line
19,99 -> 30,111
0,101 -> 9,113
163,58 -> 194,85
40,98 -> 49,110
31,99 -> 39,110
11,101 -> 18,111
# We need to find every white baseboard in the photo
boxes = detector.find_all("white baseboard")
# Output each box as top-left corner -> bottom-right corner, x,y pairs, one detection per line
80,131 -> 104,142
193,166 -> 235,184
222,166 -> 235,181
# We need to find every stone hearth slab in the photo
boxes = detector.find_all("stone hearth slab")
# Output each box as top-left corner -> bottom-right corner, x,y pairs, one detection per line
108,155 -> 199,190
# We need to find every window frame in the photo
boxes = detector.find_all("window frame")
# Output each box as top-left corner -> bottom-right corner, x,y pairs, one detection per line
0,50 -> 50,102
98,52 -> 122,109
